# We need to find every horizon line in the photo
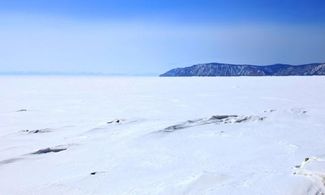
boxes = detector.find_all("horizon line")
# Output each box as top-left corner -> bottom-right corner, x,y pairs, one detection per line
0,71 -> 159,77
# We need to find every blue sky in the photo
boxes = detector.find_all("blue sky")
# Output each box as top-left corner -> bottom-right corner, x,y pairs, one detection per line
0,0 -> 325,75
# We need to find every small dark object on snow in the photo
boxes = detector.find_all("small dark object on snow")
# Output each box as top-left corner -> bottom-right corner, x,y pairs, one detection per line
304,157 -> 310,162
107,119 -> 121,124
90,172 -> 97,175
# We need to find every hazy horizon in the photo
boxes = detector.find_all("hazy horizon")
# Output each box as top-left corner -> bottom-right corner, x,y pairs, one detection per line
1,61 -> 325,76
1,0 -> 325,75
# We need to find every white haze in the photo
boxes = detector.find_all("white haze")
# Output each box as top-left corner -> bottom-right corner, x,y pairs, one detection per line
0,14 -> 325,75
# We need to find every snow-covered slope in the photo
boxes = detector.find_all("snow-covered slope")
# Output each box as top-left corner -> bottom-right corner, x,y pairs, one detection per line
0,76 -> 325,195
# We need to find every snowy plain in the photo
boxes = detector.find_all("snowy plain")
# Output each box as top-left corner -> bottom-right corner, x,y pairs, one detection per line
0,76 -> 325,195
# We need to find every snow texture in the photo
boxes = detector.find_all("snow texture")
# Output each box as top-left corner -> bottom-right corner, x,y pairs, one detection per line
0,76 -> 325,195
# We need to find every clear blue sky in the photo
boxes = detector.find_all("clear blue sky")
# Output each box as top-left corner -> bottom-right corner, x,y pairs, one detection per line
0,0 -> 325,75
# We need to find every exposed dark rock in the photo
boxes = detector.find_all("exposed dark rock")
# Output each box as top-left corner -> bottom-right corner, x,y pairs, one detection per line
235,117 -> 250,123
31,147 -> 67,155
22,128 -> 51,134
164,124 -> 188,132
160,115 -> 266,133
264,109 -> 276,113
235,116 -> 265,123
160,63 -> 325,77
16,109 -> 27,112
90,172 -> 97,175
210,115 -> 238,120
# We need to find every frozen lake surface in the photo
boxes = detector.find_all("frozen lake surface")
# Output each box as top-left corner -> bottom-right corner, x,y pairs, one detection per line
0,76 -> 325,195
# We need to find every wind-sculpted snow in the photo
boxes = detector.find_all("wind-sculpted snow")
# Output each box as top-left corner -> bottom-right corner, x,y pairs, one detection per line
0,145 -> 69,166
0,157 -> 23,165
0,76 -> 325,195
293,156 -> 325,194
160,115 -> 265,133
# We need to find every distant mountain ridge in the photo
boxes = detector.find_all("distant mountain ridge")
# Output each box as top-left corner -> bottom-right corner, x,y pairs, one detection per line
160,63 -> 325,76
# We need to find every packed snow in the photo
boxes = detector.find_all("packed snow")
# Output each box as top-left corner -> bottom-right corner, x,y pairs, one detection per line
0,76 -> 325,195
